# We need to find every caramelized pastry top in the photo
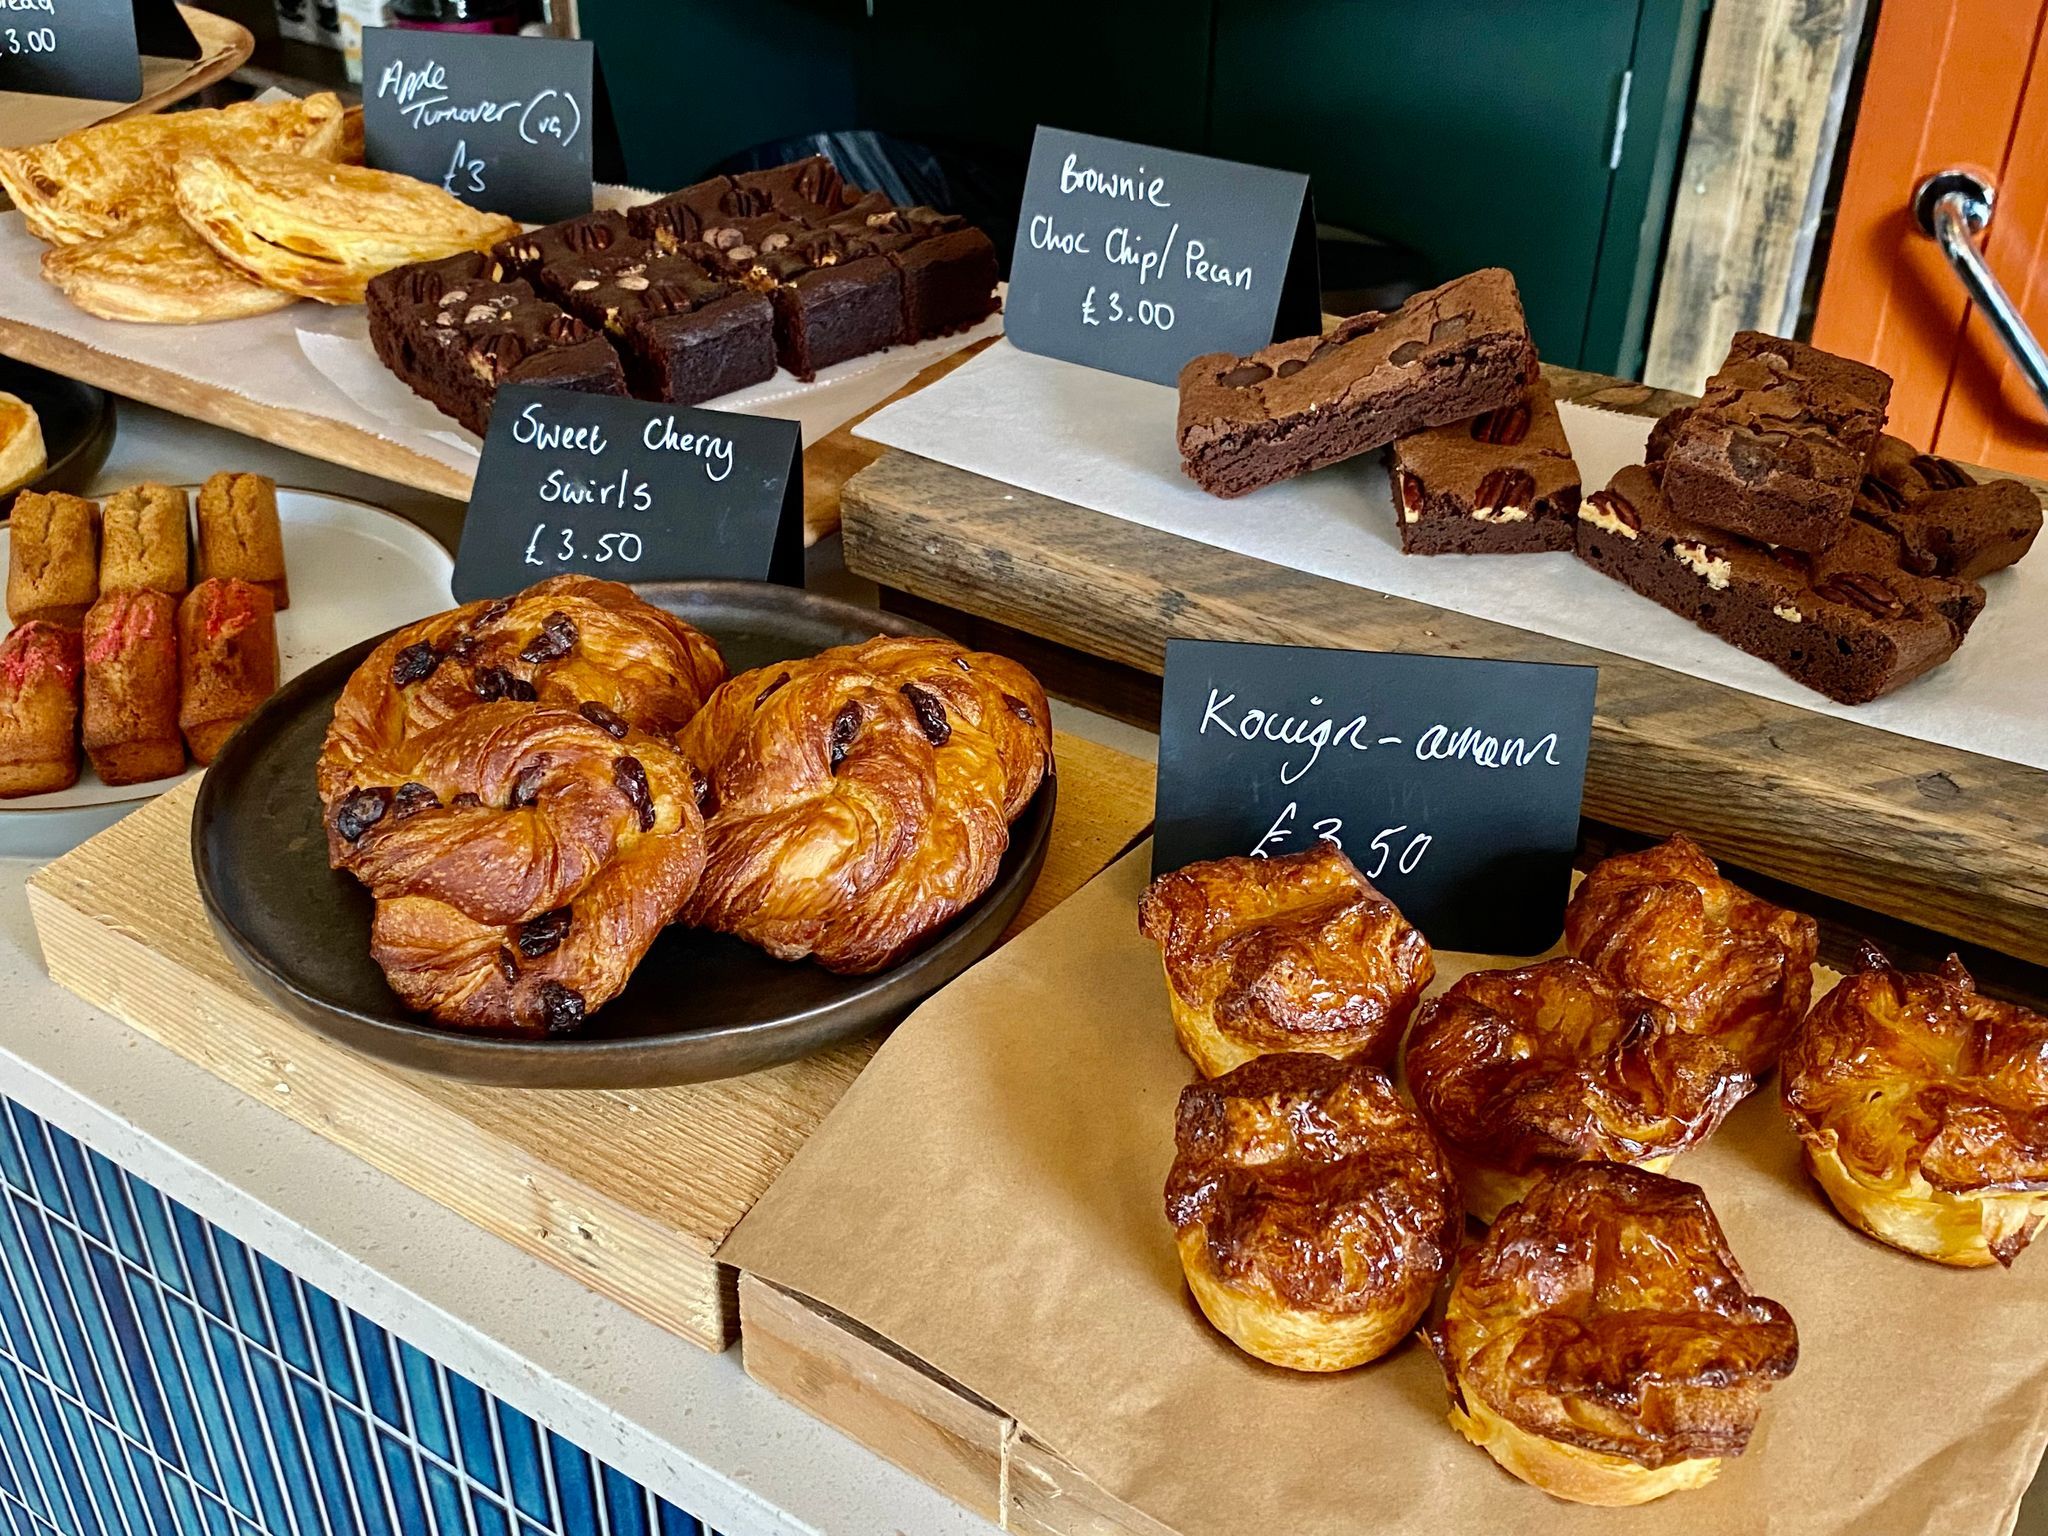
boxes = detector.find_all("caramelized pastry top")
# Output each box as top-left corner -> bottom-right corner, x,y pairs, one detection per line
1166,1052 -> 1460,1314
319,575 -> 725,816
1441,1163 -> 1798,1467
1405,958 -> 1750,1173
1564,835 -> 1817,1077
1138,843 -> 1434,1067
676,635 -> 1053,974
1782,950 -> 2048,1213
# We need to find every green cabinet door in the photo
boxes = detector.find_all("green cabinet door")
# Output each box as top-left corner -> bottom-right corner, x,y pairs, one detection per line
1208,0 -> 1700,371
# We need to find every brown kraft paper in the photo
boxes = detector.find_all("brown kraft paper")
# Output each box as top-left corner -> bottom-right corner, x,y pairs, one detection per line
722,845 -> 2048,1536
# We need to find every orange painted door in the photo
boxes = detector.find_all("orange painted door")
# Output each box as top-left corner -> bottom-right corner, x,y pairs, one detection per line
1812,0 -> 2048,473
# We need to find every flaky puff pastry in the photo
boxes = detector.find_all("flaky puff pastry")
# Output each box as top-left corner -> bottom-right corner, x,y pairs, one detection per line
0,94 -> 346,246
1566,835 -> 1817,1078
321,703 -> 705,1035
1781,948 -> 2048,1267
1435,1162 -> 1797,1505
1405,959 -> 1749,1220
318,575 -> 727,817
676,637 -> 1052,974
41,216 -> 297,324
1138,844 -> 1433,1076
174,153 -> 521,305
1165,1052 -> 1460,1371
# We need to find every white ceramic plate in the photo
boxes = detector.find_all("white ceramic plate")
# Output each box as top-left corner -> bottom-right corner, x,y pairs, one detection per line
0,486 -> 455,858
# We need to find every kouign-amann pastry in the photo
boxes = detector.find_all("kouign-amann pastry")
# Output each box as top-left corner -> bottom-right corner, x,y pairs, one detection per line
1404,958 -> 1750,1220
0,93 -> 347,246
1176,268 -> 1539,498
0,392 -> 48,499
195,472 -> 288,611
40,216 -> 299,324
7,490 -> 99,627
1165,1052 -> 1460,1371
0,623 -> 82,799
1663,331 -> 1892,553
676,636 -> 1052,973
82,591 -> 184,786
318,577 -> 726,816
321,702 -> 707,1036
174,153 -> 522,305
1389,374 -> 1581,555
1781,948 -> 2048,1267
177,578 -> 278,764
1564,835 -> 1817,1078
99,483 -> 191,598
1436,1163 -> 1797,1506
1137,843 -> 1434,1076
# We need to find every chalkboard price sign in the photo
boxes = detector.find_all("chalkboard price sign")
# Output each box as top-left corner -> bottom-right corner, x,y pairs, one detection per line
0,0 -> 195,104
1004,125 -> 1321,387
361,28 -> 619,225
453,386 -> 803,603
1153,639 -> 1598,955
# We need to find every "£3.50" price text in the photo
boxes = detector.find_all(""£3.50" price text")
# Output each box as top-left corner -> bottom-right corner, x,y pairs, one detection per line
523,523 -> 644,568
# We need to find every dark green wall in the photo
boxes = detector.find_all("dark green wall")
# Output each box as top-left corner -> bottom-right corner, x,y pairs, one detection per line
580,0 -> 1700,373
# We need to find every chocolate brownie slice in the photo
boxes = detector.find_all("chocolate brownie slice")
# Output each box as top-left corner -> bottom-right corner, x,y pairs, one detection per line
702,223 -> 906,380
1176,268 -> 1540,499
628,176 -> 747,252
1855,433 -> 2042,580
492,210 -> 645,284
729,154 -> 849,219
1575,464 -> 1984,704
1389,375 -> 1580,555
828,204 -> 1000,341
1663,332 -> 1892,553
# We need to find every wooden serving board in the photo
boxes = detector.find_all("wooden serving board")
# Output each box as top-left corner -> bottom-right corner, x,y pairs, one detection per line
840,364 -> 2048,970
24,729 -> 1156,1352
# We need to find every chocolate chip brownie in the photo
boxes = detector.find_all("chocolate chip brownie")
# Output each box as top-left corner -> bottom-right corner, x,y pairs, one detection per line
1176,268 -> 1539,499
1389,375 -> 1580,555
1662,332 -> 1893,553
1576,463 -> 1984,704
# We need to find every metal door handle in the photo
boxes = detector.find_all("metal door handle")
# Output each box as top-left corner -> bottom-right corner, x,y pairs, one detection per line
1914,169 -> 2048,418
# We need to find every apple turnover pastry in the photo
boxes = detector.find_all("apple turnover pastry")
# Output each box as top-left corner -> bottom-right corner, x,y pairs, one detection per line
1436,1162 -> 1797,1505
1781,948 -> 2048,1267
1566,835 -> 1817,1078
1138,844 -> 1433,1076
174,153 -> 521,304
1405,959 -> 1750,1220
1165,1052 -> 1460,1371
41,216 -> 297,324
675,636 -> 1052,973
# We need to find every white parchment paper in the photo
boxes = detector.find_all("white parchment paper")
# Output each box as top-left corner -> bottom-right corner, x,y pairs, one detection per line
0,208 -> 1003,482
855,340 -> 2048,770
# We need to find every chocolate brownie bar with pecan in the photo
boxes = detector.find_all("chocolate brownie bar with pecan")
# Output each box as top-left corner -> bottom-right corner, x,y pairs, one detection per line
1662,332 -> 1893,553
1176,268 -> 1539,499
1575,463 -> 1984,704
1389,375 -> 1580,555
1855,434 -> 2041,580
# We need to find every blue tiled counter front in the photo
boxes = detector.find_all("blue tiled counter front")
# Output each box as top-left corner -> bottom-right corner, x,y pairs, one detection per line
0,1097 -> 719,1536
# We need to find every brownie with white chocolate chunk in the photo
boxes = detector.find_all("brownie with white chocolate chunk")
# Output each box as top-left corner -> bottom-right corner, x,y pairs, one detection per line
1575,464 -> 1985,704
1389,374 -> 1580,555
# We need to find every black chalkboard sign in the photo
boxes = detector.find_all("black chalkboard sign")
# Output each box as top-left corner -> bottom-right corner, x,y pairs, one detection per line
361,27 -> 620,225
0,0 -> 194,104
1153,639 -> 1598,955
453,386 -> 803,602
1005,125 -> 1321,387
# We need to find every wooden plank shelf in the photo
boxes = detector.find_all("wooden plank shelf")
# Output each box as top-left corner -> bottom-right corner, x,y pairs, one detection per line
838,365 -> 2048,969
25,729 -> 1156,1352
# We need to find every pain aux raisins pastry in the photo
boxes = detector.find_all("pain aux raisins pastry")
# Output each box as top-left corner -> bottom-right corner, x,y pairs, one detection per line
1435,1162 -> 1797,1505
1137,843 -> 1434,1076
1404,959 -> 1750,1220
1780,948 -> 2048,1267
318,577 -> 726,1035
1165,1052 -> 1460,1371
675,636 -> 1053,973
1564,834 -> 1817,1078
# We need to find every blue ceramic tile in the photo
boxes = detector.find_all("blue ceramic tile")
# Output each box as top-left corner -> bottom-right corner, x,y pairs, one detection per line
395,1343 -> 452,1466
199,1320 -> 273,1528
158,1463 -> 203,1536
544,1434 -> 596,1536
467,1487 -> 509,1536
287,1371 -> 361,1536
656,1498 -> 704,1536
298,1289 -> 358,1409
347,1320 -> 402,1438
42,1139 -> 98,1251
81,1415 -> 142,1535
166,1299 -> 249,1513
170,1209 -> 229,1326
81,1249 -> 169,1467
0,1198 -> 72,1397
245,1350 -> 326,1536
328,1404 -> 390,1536
0,1356 -> 62,1526
121,1185 -> 187,1296
5,1201 -> 105,1421
43,1225 -> 135,1443
446,1375 -> 501,1495
5,1112 -> 69,1225
376,1431 -> 427,1536
423,1461 -> 469,1536
492,1402 -> 549,1527
253,1262 -> 314,1380
19,1375 -> 98,1536
602,1465 -> 649,1536
79,1165 -> 138,1280
206,1235 -> 270,1353
118,1271 -> 205,1485
118,1442 -> 172,1536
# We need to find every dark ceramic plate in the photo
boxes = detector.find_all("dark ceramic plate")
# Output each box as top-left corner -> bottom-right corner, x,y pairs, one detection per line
0,358 -> 114,515
192,581 -> 1055,1088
